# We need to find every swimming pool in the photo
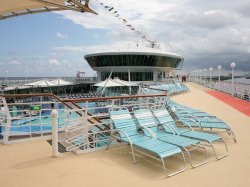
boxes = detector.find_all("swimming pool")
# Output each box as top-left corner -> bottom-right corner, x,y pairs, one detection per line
0,102 -> 98,136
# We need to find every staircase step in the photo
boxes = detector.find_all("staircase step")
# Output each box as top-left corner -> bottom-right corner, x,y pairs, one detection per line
47,139 -> 67,153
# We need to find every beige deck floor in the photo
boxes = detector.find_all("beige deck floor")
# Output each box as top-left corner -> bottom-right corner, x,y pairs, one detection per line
0,82 -> 250,187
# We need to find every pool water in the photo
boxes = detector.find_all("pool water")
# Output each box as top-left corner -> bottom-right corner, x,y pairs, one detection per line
0,102 -> 97,135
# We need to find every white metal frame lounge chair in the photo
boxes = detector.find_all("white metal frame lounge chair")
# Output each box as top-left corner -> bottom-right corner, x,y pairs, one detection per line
107,107 -> 187,177
167,102 -> 237,143
132,107 -> 208,168
151,106 -> 228,160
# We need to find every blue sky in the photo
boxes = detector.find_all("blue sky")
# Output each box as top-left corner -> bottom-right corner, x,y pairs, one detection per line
0,0 -> 250,77
0,12 -> 108,77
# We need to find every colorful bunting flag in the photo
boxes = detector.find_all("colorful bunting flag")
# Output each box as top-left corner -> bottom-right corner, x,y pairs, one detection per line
96,1 -> 158,47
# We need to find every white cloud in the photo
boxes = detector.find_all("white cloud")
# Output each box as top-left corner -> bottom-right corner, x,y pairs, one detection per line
63,60 -> 72,68
49,59 -> 61,65
10,60 -> 20,64
94,34 -> 100,38
54,0 -> 250,71
183,10 -> 238,29
56,32 -> 68,39
53,41 -> 145,54
56,0 -> 172,39
1,0 -> 250,76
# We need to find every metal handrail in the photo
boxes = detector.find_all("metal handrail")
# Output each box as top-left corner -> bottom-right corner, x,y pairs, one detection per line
0,93 -> 167,99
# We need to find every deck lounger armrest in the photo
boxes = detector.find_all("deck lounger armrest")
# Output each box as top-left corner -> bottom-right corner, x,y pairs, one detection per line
175,108 -> 190,114
113,129 -> 133,144
183,112 -> 196,119
174,120 -> 194,131
199,114 -> 217,118
158,123 -> 178,135
179,113 -> 198,121
172,107 -> 197,118
139,126 -> 156,138
179,117 -> 202,129
173,107 -> 189,112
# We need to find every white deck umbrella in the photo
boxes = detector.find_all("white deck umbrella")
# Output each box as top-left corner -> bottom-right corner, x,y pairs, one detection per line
0,0 -> 96,20
24,79 -> 57,87
51,79 -> 73,86
93,78 -> 124,87
112,77 -> 138,86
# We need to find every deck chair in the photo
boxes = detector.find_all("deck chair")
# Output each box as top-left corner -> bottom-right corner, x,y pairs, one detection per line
167,100 -> 228,122
152,107 -> 228,160
170,105 -> 237,143
107,107 -> 186,177
133,107 -> 208,168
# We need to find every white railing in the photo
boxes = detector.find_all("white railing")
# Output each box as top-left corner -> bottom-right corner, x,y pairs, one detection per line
0,93 -> 167,155
59,96 -> 168,154
189,77 -> 250,101
0,98 -> 6,144
0,83 -> 189,156
212,82 -> 250,100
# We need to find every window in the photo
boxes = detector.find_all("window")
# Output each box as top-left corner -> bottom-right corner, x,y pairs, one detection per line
86,54 -> 182,68
101,72 -> 153,81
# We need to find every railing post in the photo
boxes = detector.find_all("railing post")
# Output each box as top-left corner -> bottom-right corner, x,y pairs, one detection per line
230,62 -> 236,96
0,107 -> 4,140
110,99 -> 115,132
209,67 -> 213,88
51,109 -> 59,157
128,70 -> 131,94
2,98 -> 11,143
218,65 -> 221,91
84,101 -> 89,149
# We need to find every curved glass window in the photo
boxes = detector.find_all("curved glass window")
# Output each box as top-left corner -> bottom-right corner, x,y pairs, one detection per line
101,72 -> 153,81
86,54 -> 182,68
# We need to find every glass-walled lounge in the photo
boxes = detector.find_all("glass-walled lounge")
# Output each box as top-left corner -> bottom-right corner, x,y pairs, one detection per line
86,54 -> 183,69
101,72 -> 153,81
84,51 -> 184,81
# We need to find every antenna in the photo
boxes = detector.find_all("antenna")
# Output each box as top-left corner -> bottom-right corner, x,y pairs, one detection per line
145,41 -> 160,49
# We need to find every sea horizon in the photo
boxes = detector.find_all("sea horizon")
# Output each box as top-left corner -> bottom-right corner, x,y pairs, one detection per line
0,76 -> 77,80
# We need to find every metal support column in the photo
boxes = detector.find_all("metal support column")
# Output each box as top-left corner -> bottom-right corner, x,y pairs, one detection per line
128,70 -> 131,94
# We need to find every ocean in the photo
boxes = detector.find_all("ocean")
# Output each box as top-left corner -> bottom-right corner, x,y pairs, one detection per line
0,77 -> 74,81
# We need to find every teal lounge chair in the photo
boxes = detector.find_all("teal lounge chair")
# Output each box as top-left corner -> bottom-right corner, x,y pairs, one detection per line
170,105 -> 237,143
151,107 -> 228,160
107,107 -> 186,177
133,107 -> 208,168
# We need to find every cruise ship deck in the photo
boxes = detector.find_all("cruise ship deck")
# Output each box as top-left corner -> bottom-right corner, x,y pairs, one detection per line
1,82 -> 249,187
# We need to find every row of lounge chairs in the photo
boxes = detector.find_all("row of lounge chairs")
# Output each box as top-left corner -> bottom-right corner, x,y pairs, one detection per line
58,93 -> 100,99
167,100 -> 237,143
149,83 -> 189,95
106,82 -> 236,177
107,106 -> 229,177
141,83 -> 236,142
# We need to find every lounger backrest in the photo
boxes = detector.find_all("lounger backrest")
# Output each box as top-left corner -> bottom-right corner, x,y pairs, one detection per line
152,108 -> 179,132
109,109 -> 138,137
133,107 -> 158,128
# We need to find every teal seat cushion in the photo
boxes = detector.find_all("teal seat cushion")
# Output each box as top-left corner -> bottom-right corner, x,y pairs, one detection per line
199,122 -> 230,129
120,134 -> 152,143
181,131 -> 221,142
134,139 -> 182,158
158,135 -> 199,147
177,128 -> 190,134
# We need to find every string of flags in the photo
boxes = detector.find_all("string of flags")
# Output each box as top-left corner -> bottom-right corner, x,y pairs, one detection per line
96,1 -> 159,48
